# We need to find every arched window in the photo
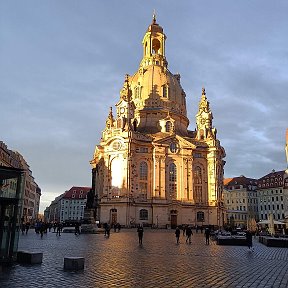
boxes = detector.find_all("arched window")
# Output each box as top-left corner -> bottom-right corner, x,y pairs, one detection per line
169,163 -> 177,182
168,163 -> 177,199
194,166 -> 203,203
163,85 -> 167,98
152,39 -> 160,54
140,162 -> 148,180
194,166 -> 202,184
166,121 -> 172,132
140,209 -> 148,220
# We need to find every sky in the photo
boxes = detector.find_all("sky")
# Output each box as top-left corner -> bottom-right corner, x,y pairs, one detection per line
1,1 -> 287,213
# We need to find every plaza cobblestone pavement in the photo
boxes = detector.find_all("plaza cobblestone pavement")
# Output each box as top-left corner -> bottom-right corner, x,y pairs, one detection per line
1,229 -> 288,288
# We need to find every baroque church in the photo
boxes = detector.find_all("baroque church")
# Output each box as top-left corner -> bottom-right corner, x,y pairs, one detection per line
90,15 -> 226,228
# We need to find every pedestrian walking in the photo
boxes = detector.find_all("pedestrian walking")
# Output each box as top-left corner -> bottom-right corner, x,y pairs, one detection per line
56,222 -> 62,236
175,226 -> 181,244
103,223 -> 107,236
246,230 -> 253,251
137,224 -> 144,245
75,222 -> 80,235
182,225 -> 186,236
205,227 -> 210,245
186,226 -> 193,244
21,223 -> 25,235
40,222 -> 45,238
105,223 -> 111,237
25,222 -> 30,234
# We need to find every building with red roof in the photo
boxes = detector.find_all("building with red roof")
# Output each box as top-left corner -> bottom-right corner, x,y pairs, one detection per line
45,186 -> 91,223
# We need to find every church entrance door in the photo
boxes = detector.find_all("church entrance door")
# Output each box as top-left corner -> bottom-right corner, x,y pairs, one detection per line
170,214 -> 177,229
110,209 -> 117,225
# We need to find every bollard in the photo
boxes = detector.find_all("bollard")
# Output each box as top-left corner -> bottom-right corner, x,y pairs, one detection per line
17,251 -> 43,264
64,257 -> 85,271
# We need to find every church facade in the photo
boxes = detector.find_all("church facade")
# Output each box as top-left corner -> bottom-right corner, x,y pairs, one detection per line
90,16 -> 226,228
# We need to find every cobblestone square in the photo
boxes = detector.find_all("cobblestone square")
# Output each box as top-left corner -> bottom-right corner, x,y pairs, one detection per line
1,229 -> 288,288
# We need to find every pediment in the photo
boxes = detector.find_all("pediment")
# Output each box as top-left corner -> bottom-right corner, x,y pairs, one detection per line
153,134 -> 196,149
115,99 -> 126,107
115,99 -> 136,109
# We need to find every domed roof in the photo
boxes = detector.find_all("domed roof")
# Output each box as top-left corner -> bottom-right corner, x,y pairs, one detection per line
129,65 -> 187,117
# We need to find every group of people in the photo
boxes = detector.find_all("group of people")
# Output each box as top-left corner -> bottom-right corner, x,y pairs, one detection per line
20,220 -> 72,238
175,226 -> 211,244
22,219 -> 254,250
21,222 -> 30,235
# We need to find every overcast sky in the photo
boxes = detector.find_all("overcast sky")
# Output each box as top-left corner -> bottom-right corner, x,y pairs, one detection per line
1,1 -> 287,213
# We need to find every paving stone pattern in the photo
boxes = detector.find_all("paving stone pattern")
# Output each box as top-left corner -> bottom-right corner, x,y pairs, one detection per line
1,229 -> 288,288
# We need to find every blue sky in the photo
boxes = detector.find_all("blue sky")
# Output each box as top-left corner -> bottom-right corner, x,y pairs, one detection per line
1,1 -> 287,212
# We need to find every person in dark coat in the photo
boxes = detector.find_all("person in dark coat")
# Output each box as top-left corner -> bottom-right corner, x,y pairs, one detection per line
106,223 -> 111,237
75,222 -> 81,235
137,225 -> 144,244
246,230 -> 253,251
25,222 -> 30,234
175,226 -> 181,244
182,225 -> 186,236
205,227 -> 211,245
56,222 -> 62,236
186,226 -> 193,244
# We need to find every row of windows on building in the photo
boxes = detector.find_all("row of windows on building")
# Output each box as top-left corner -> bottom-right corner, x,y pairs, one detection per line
63,200 -> 86,204
259,189 -> 283,195
61,206 -> 85,210
259,196 -> 283,202
260,204 -> 284,211
61,211 -> 84,215
229,214 -> 248,221
226,199 -> 257,204
226,193 -> 284,205
260,214 -> 285,220
262,177 -> 283,183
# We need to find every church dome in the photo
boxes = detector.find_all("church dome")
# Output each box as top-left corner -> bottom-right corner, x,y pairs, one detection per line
129,66 -> 187,116
127,15 -> 189,135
